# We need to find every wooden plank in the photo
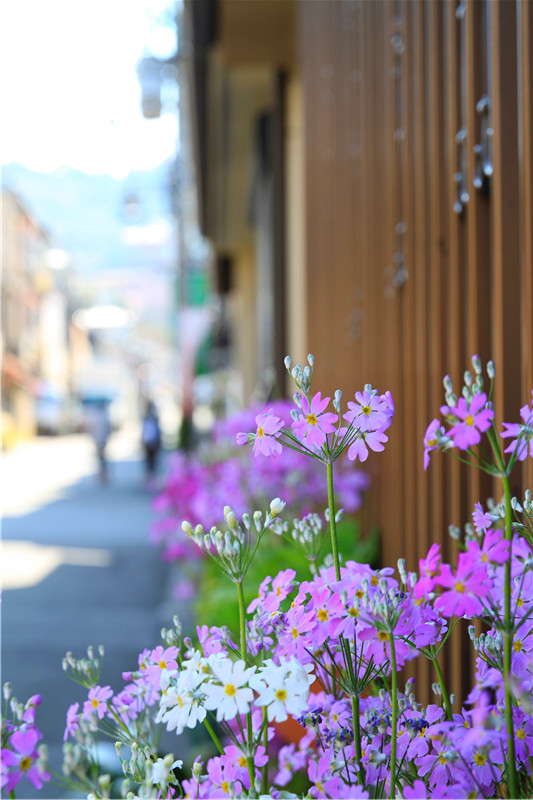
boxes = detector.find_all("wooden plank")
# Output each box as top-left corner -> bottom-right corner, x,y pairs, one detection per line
491,0 -> 522,488
519,0 -> 533,493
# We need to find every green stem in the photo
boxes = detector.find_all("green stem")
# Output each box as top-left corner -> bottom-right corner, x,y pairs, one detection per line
236,579 -> 256,791
326,461 -> 341,581
261,706 -> 268,794
352,694 -> 363,780
388,633 -> 398,800
236,579 -> 248,663
203,717 -> 224,755
502,475 -> 518,800
432,656 -> 453,721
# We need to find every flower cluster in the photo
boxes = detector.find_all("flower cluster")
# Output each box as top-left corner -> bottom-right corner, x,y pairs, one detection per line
151,398 -> 370,565
45,354 -> 533,799
1,685 -> 50,795
423,354 -> 533,471
237,357 -> 395,466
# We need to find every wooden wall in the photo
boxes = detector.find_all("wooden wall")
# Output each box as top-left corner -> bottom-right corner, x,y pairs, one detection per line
299,0 -> 533,697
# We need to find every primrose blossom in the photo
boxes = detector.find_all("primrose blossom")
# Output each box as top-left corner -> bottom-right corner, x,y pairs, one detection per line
445,393 -> 494,450
202,657 -> 256,721
237,409 -> 284,457
501,396 -> 533,461
291,391 -> 338,449
0,727 -> 50,794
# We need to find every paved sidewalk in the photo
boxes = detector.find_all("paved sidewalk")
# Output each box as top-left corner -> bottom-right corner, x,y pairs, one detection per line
2,429 -> 183,798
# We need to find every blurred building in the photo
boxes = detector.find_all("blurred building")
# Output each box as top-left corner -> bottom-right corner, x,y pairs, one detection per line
1,191 -> 50,441
182,0 -> 533,695
1,189 -> 95,441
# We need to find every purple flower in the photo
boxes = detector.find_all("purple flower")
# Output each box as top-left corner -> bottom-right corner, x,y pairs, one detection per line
292,392 -> 338,449
447,393 -> 494,450
0,727 -> 50,793
423,418 -> 445,470
63,702 -> 79,741
472,501 -> 492,533
501,398 -> 533,461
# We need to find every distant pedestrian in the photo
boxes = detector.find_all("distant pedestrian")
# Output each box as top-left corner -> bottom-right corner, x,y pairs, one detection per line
88,400 -> 111,484
141,400 -> 161,485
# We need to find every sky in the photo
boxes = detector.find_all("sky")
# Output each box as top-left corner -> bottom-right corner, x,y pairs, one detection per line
1,0 -> 179,178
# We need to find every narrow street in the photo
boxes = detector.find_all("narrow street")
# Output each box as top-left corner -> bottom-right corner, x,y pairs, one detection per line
2,428 -> 177,798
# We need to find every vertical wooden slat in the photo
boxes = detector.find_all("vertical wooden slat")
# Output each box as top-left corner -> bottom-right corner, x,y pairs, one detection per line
491,0 -> 522,499
519,0 -> 533,493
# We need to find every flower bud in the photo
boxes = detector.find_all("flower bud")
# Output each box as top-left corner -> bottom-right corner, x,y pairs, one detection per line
182,521 -> 193,534
487,361 -> 495,379
284,356 -> 291,371
307,353 -> 314,366
270,497 -> 285,517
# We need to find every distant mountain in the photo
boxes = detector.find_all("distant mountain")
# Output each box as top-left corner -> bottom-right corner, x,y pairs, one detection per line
1,162 -> 178,275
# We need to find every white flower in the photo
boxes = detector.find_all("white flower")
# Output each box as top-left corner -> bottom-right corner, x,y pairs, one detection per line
157,669 -> 207,734
203,658 -> 256,721
250,657 -> 313,722
150,756 -> 183,786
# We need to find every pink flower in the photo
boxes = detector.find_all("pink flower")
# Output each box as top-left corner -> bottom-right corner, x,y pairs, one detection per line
344,389 -> 390,432
238,410 -> 284,457
413,543 -> 441,598
447,393 -> 494,450
144,645 -> 179,687
291,392 -> 338,449
465,529 -> 509,567
82,684 -> 113,720
346,428 -> 388,462
0,727 -> 50,793
434,554 -> 490,618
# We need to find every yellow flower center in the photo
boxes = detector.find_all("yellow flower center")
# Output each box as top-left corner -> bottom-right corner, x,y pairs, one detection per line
275,689 -> 287,701
465,414 -> 475,426
306,413 -> 318,426
159,660 -> 166,669
356,589 -> 364,599
378,631 -> 388,642
438,755 -> 448,765
238,756 -> 247,767
455,581 -> 465,593
92,698 -> 99,708
178,695 -> 184,707
225,684 -> 236,696
371,575 -> 379,586
316,782 -> 324,793
517,728 -> 526,740
517,598 -> 524,607
348,606 -> 359,617
473,752 -> 487,766
257,426 -> 264,438
362,405 -> 371,416
20,756 -> 32,772
221,781 -> 230,793
427,437 -> 438,447
514,639 -> 523,652
292,627 -> 298,639
317,608 -> 328,622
